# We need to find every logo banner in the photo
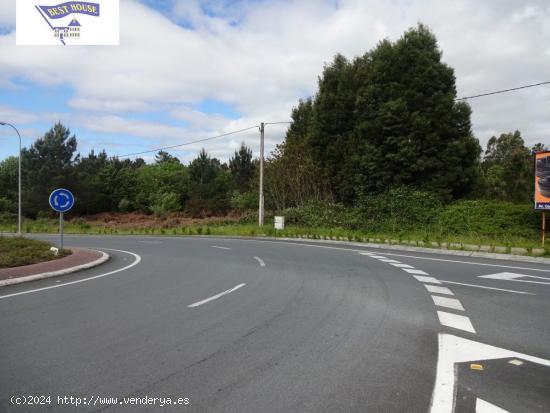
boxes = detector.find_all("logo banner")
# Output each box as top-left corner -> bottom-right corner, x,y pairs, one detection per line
38,2 -> 100,19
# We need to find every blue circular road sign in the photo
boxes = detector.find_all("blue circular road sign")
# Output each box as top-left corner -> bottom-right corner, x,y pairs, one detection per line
49,188 -> 75,213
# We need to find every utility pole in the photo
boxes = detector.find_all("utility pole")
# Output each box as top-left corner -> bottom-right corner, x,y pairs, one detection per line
0,122 -> 22,235
258,122 -> 265,226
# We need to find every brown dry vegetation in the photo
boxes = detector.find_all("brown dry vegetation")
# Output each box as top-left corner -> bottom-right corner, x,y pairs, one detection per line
81,212 -> 242,229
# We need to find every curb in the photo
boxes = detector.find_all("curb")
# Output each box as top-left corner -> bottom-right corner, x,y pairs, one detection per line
188,235 -> 550,265
0,249 -> 110,287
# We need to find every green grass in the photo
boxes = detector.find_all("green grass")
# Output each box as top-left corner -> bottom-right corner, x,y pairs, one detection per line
0,236 -> 71,268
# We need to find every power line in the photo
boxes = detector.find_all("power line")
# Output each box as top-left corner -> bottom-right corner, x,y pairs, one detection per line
116,125 -> 259,158
456,81 -> 550,101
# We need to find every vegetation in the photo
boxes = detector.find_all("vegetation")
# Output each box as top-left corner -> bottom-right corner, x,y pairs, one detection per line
0,237 -> 71,268
0,24 -> 547,252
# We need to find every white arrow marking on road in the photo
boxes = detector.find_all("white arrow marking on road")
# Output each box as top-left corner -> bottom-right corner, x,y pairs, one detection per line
476,398 -> 509,413
253,256 -> 265,267
430,334 -> 550,413
479,272 -> 550,286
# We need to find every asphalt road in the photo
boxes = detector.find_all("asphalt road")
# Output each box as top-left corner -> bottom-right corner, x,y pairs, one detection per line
1,235 -> 549,412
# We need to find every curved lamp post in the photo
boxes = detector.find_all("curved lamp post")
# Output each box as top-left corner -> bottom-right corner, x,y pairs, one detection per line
0,122 -> 22,235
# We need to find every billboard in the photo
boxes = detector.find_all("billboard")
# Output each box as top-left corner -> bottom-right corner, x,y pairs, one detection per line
535,151 -> 550,210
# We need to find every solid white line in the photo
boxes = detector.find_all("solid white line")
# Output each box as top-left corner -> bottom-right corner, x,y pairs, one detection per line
211,246 -> 231,250
0,249 -> 142,300
403,269 -> 429,275
440,280 -> 535,295
188,283 -> 246,308
425,285 -> 454,295
431,295 -> 465,311
253,256 -> 266,267
413,276 -> 441,284
389,263 -> 414,268
437,311 -> 476,333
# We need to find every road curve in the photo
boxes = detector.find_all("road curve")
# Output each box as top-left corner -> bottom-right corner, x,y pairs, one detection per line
1,235 -> 549,412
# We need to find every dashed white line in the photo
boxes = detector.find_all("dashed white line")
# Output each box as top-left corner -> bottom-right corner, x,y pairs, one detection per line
402,268 -> 429,275
389,263 -> 415,268
253,256 -> 266,267
188,283 -> 246,308
378,259 -> 402,263
439,280 -> 534,295
424,285 -> 454,296
413,275 -> 441,284
476,398 -> 509,413
431,295 -> 465,311
211,246 -> 231,250
437,311 -> 476,333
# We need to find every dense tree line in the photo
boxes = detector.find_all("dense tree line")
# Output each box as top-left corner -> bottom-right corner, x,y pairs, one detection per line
0,122 -> 257,218
264,24 -> 546,209
0,24 -> 547,220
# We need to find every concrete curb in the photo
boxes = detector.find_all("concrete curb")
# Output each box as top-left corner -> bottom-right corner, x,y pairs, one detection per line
189,235 -> 550,265
0,249 -> 110,287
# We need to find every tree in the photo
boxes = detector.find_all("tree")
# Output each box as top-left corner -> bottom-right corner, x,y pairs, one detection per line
21,122 -> 77,217
229,143 -> 255,192
0,156 -> 18,215
481,131 -> 532,202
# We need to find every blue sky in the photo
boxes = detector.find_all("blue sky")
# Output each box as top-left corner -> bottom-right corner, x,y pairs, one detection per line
0,0 -> 549,164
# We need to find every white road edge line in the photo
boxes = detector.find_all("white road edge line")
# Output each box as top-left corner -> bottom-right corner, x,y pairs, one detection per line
211,246 -> 231,250
188,283 -> 246,308
437,311 -> 476,333
0,249 -> 142,300
431,295 -> 465,311
424,285 -> 454,295
413,275 -> 441,284
439,280 -> 535,295
253,256 -> 266,267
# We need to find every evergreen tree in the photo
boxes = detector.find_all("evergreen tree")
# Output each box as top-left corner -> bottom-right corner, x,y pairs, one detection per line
229,143 -> 255,192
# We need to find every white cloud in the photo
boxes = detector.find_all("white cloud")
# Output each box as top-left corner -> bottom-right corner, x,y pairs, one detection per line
0,0 -> 549,162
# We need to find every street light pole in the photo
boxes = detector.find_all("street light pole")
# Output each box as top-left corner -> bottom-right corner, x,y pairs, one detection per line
0,122 -> 22,235
258,122 -> 265,227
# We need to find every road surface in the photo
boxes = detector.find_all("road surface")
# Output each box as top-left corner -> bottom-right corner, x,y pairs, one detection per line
1,235 -> 549,412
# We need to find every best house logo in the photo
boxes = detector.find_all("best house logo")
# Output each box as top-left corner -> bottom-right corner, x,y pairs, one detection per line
17,0 -> 119,45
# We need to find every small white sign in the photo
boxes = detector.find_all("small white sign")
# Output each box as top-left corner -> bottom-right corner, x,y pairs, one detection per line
16,0 -> 119,46
274,216 -> 284,230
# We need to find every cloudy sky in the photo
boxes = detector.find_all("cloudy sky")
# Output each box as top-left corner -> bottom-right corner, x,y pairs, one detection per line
0,0 -> 548,163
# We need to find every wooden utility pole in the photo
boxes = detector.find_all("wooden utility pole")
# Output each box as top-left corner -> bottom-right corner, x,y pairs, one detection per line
258,122 -> 265,226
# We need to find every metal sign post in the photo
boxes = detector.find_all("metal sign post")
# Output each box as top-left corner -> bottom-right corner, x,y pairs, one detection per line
49,188 -> 74,250
542,211 -> 546,246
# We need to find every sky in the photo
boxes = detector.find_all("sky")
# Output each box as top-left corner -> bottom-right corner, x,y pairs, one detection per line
0,0 -> 549,164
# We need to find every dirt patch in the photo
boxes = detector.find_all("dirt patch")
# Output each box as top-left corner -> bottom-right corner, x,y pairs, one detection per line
80,212 -> 242,229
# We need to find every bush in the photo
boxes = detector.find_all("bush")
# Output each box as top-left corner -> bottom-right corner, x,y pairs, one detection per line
0,236 -> 71,268
150,192 -> 181,216
435,200 -> 539,238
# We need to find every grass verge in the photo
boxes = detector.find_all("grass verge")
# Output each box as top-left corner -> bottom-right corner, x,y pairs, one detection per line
0,237 -> 71,268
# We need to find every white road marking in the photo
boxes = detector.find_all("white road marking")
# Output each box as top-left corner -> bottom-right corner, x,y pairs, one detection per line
0,249 -> 142,300
360,251 -> 550,273
138,240 -> 162,244
218,239 -> 550,273
425,285 -> 454,295
188,283 -> 246,308
211,246 -> 231,250
440,280 -> 535,295
479,272 -> 550,286
403,269 -> 429,275
430,333 -> 550,413
413,275 -> 441,284
378,259 -> 402,263
389,263 -> 414,268
437,311 -> 475,333
253,256 -> 266,267
431,296 -> 465,311
476,398 -> 509,413
369,255 -> 387,259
